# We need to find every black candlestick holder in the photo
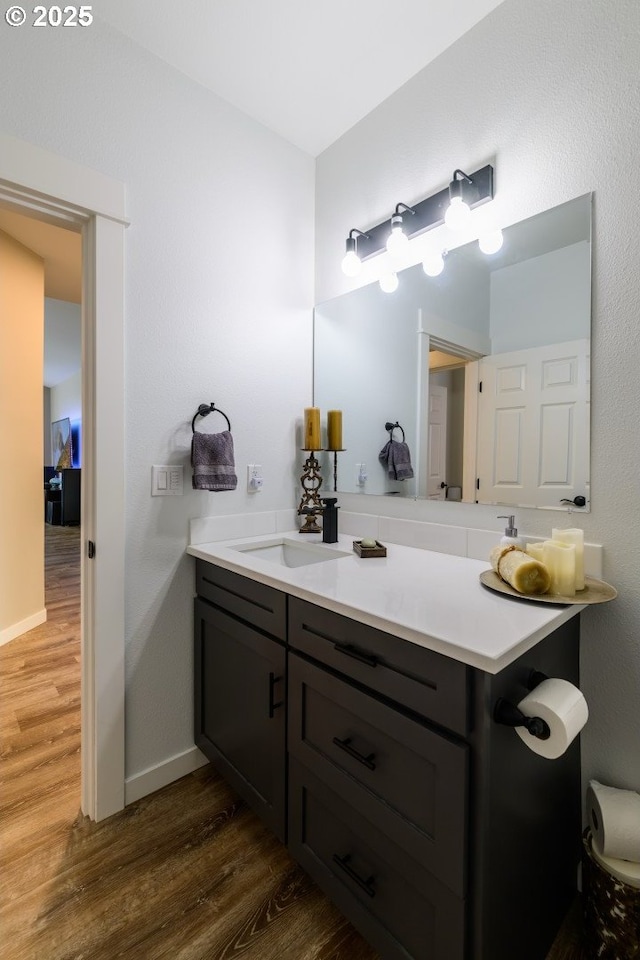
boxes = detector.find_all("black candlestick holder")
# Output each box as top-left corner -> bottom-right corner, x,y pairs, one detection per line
298,451 -> 323,533
324,449 -> 346,492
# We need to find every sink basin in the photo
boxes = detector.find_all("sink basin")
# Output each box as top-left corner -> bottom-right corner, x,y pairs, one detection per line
231,537 -> 350,568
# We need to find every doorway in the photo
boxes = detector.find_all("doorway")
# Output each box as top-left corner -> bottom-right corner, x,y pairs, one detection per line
0,206 -> 84,823
0,132 -> 127,821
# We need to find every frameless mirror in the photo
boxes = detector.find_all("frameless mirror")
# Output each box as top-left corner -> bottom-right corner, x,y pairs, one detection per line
314,194 -> 591,511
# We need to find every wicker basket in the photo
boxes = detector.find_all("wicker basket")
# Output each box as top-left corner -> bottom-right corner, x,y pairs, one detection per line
582,829 -> 640,959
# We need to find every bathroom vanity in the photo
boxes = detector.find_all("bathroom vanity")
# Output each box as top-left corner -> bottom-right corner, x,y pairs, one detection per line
189,533 -> 586,960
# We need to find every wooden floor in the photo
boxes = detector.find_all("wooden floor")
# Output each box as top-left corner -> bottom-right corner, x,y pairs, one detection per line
0,524 -> 584,960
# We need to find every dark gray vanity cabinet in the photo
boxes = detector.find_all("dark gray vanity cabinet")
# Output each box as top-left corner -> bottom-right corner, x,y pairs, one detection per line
193,560 -> 287,841
287,597 -> 469,960
193,560 -> 582,960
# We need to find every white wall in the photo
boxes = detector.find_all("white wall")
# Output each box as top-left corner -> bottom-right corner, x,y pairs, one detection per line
43,387 -> 51,464
316,0 -> 640,791
50,370 -> 81,424
44,297 -> 81,387
0,21 -> 314,781
490,241 -> 591,354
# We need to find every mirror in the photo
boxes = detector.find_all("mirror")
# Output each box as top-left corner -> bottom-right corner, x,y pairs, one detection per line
314,194 -> 591,511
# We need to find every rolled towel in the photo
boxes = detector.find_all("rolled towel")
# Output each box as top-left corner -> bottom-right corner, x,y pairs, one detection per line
490,544 -> 551,595
191,430 -> 237,491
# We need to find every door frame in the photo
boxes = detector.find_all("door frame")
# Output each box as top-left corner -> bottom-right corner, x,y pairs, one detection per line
0,133 -> 127,821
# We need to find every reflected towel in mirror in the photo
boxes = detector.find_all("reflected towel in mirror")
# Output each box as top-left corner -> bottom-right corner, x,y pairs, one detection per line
379,440 -> 414,481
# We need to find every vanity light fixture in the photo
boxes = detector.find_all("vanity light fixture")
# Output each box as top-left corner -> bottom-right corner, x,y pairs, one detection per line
341,228 -> 369,277
422,249 -> 447,277
379,272 -> 399,293
386,203 -> 416,258
444,170 -> 474,231
478,229 -> 504,254
339,164 -> 494,268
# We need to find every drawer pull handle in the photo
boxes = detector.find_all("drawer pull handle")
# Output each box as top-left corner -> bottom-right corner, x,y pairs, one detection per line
332,853 -> 376,898
333,642 -> 378,668
268,672 -> 284,719
332,736 -> 376,771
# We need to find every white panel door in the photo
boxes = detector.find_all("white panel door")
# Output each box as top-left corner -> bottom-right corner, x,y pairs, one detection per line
427,384 -> 448,499
476,339 -> 589,508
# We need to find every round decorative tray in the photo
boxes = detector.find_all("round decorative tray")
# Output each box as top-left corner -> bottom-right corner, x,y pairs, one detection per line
479,569 -> 617,605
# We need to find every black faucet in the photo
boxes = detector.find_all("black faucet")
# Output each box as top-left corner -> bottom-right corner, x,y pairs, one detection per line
321,498 -> 339,543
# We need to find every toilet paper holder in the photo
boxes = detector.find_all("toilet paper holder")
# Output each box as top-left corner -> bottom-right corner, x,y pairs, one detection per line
493,670 -> 551,740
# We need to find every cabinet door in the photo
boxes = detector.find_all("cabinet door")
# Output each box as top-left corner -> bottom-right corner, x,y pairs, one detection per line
194,598 -> 286,841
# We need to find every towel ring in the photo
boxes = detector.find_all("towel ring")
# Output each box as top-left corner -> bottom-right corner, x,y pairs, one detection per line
192,403 -> 231,433
385,421 -> 405,443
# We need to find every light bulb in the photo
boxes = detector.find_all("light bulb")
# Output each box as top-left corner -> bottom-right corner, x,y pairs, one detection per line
341,250 -> 362,276
379,272 -> 398,293
445,196 -> 472,231
386,223 -> 408,258
478,229 -> 504,255
422,251 -> 445,277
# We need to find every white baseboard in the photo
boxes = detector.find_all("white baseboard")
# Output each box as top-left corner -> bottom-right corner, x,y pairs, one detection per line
0,608 -> 47,648
124,745 -> 209,806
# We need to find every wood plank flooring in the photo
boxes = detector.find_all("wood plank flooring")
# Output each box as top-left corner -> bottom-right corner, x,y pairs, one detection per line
0,524 -> 584,960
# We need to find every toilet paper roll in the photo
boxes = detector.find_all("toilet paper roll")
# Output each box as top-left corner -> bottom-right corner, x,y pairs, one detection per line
515,678 -> 588,759
591,834 -> 640,889
587,780 -> 640,863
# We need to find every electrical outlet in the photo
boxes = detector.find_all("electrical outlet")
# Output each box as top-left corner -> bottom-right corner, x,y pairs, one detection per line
356,462 -> 368,486
247,464 -> 263,493
152,464 -> 183,496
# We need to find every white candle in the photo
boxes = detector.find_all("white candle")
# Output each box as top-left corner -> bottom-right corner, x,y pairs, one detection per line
543,540 -> 576,597
526,543 -> 545,563
552,528 -> 585,590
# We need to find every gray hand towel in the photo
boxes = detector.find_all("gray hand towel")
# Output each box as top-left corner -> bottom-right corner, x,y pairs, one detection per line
379,439 -> 414,480
191,431 -> 237,491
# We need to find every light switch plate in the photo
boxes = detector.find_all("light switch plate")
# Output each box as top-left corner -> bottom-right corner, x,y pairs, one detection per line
152,464 -> 184,496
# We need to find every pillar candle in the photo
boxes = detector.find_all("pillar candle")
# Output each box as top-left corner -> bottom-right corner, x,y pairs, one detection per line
552,528 -> 585,590
327,410 -> 343,450
304,407 -> 321,450
542,540 -> 576,597
526,543 -> 545,563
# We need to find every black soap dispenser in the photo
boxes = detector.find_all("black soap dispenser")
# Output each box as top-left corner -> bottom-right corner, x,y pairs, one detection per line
322,498 -> 339,544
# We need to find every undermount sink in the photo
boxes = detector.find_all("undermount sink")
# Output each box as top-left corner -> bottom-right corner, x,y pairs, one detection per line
231,537 -> 350,568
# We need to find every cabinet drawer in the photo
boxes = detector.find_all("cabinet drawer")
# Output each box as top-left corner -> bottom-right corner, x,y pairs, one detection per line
196,559 -> 286,640
289,759 -> 465,960
288,597 -> 468,735
289,653 -> 467,895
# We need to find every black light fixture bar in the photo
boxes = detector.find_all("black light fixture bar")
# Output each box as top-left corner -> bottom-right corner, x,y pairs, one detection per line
355,164 -> 494,261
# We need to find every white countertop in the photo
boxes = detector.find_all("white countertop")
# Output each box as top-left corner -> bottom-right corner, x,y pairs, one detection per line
187,532 -> 585,674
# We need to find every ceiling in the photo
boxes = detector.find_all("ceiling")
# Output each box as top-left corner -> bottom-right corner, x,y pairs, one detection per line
97,0 -> 506,156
